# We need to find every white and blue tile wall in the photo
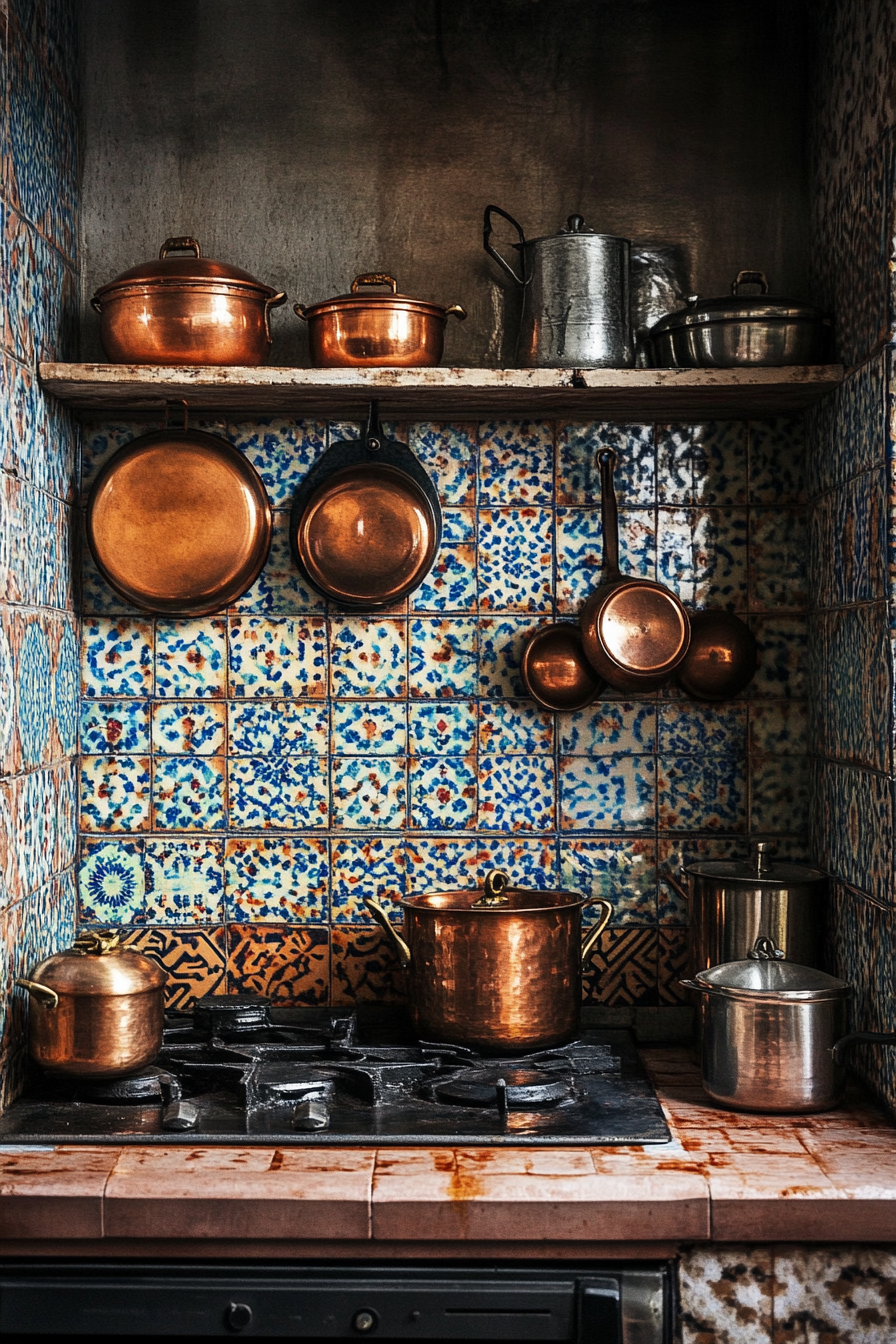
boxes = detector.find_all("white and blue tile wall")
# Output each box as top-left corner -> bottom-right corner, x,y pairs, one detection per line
0,0 -> 80,1105
76,414 -> 811,1013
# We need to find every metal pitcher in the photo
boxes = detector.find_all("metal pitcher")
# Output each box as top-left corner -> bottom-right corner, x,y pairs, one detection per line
484,205 -> 633,369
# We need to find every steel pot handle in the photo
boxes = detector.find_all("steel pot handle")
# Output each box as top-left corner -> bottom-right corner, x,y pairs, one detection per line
351,274 -> 399,294
363,897 -> 411,968
581,898 -> 613,966
483,205 -> 528,287
263,292 -> 287,342
731,269 -> 769,295
832,1031 -> 896,1066
159,236 -> 202,260
15,978 -> 59,1009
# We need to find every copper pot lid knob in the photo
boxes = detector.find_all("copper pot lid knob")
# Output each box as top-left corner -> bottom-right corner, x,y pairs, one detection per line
472,870 -> 511,907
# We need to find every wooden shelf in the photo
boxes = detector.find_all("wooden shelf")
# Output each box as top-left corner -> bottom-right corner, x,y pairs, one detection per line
39,362 -> 844,421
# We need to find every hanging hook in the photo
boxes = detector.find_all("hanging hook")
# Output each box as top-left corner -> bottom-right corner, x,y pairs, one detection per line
163,399 -> 189,432
364,399 -> 383,452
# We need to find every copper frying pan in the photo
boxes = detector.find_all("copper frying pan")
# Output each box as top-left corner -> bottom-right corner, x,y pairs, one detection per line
521,623 -> 604,712
676,609 -> 757,700
290,402 -> 441,608
580,448 -> 690,691
87,424 -> 272,616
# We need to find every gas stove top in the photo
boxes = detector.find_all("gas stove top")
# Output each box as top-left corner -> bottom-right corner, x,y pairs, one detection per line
0,996 -> 670,1146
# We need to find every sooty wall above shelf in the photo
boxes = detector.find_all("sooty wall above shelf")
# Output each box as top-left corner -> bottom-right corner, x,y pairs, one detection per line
39,362 -> 844,422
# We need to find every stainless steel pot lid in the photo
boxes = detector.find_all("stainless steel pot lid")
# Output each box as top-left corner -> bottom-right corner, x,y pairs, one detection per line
650,270 -> 826,334
521,213 -> 631,248
685,841 -> 827,887
694,939 -> 849,1002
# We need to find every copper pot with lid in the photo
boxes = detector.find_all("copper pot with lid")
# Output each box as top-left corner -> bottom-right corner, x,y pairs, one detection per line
364,870 -> 612,1053
91,236 -> 287,366
294,273 -> 466,367
15,929 -> 167,1078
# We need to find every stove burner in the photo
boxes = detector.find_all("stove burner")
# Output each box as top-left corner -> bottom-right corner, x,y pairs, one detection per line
433,1066 -> 573,1110
39,1066 -> 169,1105
192,992 -> 272,1035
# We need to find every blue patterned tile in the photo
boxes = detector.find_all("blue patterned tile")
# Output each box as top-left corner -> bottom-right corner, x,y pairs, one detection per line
477,508 -> 552,611
750,756 -> 809,836
80,755 -> 151,832
478,616 -> 531,698
409,756 -> 477,829
229,418 -> 327,504
152,756 -> 225,831
411,508 -> 477,613
229,616 -> 328,698
479,420 -> 553,504
229,756 -> 328,830
748,418 -> 807,506
557,423 -> 655,506
821,762 -> 892,904
560,838 -> 657,924
408,422 -> 477,505
152,701 -> 225,755
405,836 -> 483,898
657,507 -> 748,609
78,837 -> 145,923
14,614 -> 53,767
225,836 -> 328,922
154,619 -> 226,699
478,755 -> 555,831
559,755 -> 655,832
749,616 -> 808,699
332,757 -> 406,830
816,604 -> 890,773
478,700 -> 553,754
80,420 -> 146,493
144,839 -> 224,923
332,700 -> 407,755
231,511 -> 327,614
657,755 -> 747,832
656,422 -> 747,506
559,703 -> 656,755
81,618 -> 153,698
749,508 -> 808,610
228,700 -> 328,755
749,701 -> 809,756
408,700 -> 477,755
555,507 -> 654,612
831,468 -> 887,606
79,699 -> 150,754
330,835 -> 406,923
658,703 -> 748,755
330,618 -> 406,698
408,617 -> 477,697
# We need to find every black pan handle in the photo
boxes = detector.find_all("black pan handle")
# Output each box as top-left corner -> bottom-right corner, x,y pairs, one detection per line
483,205 -> 528,286
832,1031 -> 896,1066
597,448 -> 622,581
364,399 -> 384,452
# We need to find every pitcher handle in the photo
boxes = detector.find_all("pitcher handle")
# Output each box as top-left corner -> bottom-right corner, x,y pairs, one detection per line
363,897 -> 411,968
483,205 -> 528,286
581,898 -> 613,966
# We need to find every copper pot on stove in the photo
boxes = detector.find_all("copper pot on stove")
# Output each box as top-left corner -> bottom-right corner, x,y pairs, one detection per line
15,929 -> 167,1078
365,871 -> 612,1053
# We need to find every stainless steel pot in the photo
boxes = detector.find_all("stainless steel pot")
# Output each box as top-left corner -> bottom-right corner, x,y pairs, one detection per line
681,938 -> 850,1113
649,270 -> 830,367
484,206 -> 633,369
668,842 -> 828,973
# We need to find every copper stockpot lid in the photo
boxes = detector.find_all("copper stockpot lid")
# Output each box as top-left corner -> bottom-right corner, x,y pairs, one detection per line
92,236 -> 281,301
296,273 -> 465,323
87,423 -> 272,615
19,929 -> 167,997
398,870 -> 594,914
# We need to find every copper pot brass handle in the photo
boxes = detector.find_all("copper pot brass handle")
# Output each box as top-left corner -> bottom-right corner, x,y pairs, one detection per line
363,897 -> 411,967
444,304 -> 467,320
581,897 -> 613,965
294,303 -> 308,321
352,274 -> 399,293
263,292 -> 287,342
159,236 -> 202,260
15,978 -> 59,1009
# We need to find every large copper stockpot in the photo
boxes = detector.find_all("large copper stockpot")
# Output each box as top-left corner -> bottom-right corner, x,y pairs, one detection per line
364,871 -> 613,1052
294,273 -> 466,367
15,930 -> 167,1078
91,236 -> 286,365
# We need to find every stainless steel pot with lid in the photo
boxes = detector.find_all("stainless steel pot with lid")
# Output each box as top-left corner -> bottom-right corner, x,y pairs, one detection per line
649,270 -> 830,367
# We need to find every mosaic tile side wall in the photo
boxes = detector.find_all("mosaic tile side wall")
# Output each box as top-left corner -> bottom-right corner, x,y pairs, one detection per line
808,0 -> 896,1117
77,415 -> 810,1011
0,0 -> 80,1106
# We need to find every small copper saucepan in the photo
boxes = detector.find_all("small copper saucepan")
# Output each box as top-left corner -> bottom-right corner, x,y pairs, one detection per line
521,623 -> 604,712
580,448 -> 690,691
295,273 -> 466,367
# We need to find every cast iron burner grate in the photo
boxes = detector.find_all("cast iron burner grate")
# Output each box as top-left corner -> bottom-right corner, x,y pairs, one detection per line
0,997 -> 671,1148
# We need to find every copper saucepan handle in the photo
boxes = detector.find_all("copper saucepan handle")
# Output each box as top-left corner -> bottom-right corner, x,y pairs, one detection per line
363,896 -> 411,967
597,448 -> 622,582
581,897 -> 613,966
263,292 -> 287,342
15,978 -> 59,1009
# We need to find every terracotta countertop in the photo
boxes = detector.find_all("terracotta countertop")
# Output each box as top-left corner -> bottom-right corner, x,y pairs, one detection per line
1,1049 -> 893,1259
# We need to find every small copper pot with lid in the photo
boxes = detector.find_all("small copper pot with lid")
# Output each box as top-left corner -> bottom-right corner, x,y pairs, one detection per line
294,273 -> 466,367
91,236 -> 287,366
15,929 -> 167,1078
365,870 -> 612,1053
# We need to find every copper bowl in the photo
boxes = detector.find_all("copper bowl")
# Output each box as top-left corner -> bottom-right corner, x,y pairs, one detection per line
91,236 -> 286,366
294,273 -> 466,367
521,623 -> 604,712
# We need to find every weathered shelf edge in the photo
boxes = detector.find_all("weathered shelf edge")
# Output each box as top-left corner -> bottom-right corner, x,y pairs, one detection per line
39,362 -> 845,420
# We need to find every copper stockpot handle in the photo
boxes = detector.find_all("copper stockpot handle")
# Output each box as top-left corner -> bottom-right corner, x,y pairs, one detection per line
15,978 -> 59,1009
90,295 -> 103,313
445,304 -> 467,320
293,303 -> 308,321
363,897 -> 411,967
581,898 -> 613,965
352,274 -> 399,294
159,236 -> 202,259
264,292 -> 287,342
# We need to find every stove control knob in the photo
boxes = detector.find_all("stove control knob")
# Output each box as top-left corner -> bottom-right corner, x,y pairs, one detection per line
352,1308 -> 378,1333
226,1301 -> 253,1332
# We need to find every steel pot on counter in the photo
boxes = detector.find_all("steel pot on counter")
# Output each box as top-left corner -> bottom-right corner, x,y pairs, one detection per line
91,236 -> 287,366
15,929 -> 167,1078
294,273 -> 466,367
364,870 -> 612,1053
648,270 -> 830,367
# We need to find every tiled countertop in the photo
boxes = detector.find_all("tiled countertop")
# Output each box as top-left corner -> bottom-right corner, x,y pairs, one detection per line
1,1049 -> 893,1257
